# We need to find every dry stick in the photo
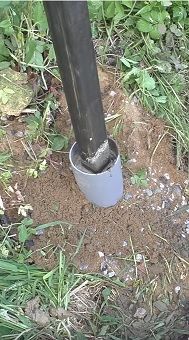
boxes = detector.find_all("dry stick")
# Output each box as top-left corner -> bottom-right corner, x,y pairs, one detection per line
129,235 -> 137,280
150,130 -> 169,167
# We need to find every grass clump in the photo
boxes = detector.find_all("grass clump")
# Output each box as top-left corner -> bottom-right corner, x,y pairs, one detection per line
89,0 -> 189,166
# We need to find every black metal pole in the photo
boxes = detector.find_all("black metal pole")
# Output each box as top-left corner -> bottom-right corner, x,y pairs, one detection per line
44,1 -> 110,173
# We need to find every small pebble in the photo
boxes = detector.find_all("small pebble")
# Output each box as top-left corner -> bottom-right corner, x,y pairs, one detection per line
123,240 -> 128,247
144,189 -> 153,197
80,263 -> 89,271
109,90 -> 116,97
35,229 -> 44,235
108,271 -> 115,278
124,193 -> 133,201
175,286 -> 181,294
186,227 -> 189,234
154,188 -> 161,194
98,251 -> 104,258
164,173 -> 170,180
135,253 -> 143,262
127,158 -> 136,163
134,307 -> 147,319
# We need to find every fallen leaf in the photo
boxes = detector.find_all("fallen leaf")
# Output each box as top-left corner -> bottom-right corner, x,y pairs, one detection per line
0,68 -> 33,116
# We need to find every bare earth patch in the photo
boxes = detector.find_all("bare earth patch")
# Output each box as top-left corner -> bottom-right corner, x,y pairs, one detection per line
1,68 -> 188,338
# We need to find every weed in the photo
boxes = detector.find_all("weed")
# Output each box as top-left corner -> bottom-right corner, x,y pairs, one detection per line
0,152 -> 12,188
131,169 -> 148,187
89,0 -> 189,165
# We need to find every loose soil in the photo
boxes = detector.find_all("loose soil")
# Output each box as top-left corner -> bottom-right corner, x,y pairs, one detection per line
1,68 -> 189,337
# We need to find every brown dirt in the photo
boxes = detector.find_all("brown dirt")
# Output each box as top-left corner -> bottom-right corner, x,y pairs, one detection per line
1,68 -> 189,304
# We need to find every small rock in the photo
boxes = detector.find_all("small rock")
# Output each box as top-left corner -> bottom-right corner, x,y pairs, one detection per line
135,254 -> 143,262
35,229 -> 44,235
186,227 -> 189,234
144,189 -> 153,197
172,185 -> 182,197
124,193 -> 133,201
98,251 -> 104,258
108,271 -> 116,278
101,261 -> 108,274
175,286 -> 181,294
80,263 -> 89,271
181,196 -> 187,206
159,176 -> 168,185
164,173 -> 170,180
160,183 -> 165,189
11,130 -> 25,138
123,240 -> 128,247
134,307 -> 147,319
154,188 -> 161,194
109,90 -> 116,97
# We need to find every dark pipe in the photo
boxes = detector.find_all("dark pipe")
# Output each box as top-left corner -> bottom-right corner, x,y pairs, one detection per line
44,1 -> 110,173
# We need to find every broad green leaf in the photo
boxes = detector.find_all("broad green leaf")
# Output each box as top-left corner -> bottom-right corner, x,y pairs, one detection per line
50,135 -> 68,151
2,95 -> 8,105
0,19 -> 11,29
161,0 -> 172,6
120,56 -> 130,68
137,71 -> 156,91
99,325 -> 109,336
32,2 -> 48,32
136,19 -> 153,33
149,27 -> 161,40
0,1 -> 11,8
0,41 -> 9,57
0,61 -> 10,70
105,1 -> 115,18
4,88 -> 14,94
48,44 -> 56,62
136,4 -> 152,16
25,39 -> 37,64
123,67 -> 140,82
31,50 -> 44,68
158,23 -> 166,34
170,24 -> 182,37
155,96 -> 167,103
22,218 -> 33,227
121,0 -> 133,8
18,224 -> 28,243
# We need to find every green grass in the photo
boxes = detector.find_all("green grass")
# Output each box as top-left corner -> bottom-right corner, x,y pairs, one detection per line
0,1 -> 189,165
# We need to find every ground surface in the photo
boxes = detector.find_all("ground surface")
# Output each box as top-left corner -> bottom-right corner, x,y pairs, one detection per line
1,68 -> 189,338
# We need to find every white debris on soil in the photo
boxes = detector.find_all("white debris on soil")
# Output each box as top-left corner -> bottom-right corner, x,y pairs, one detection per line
0,196 -> 5,211
175,286 -> 181,294
80,263 -> 89,271
124,193 -> 133,200
108,271 -> 115,278
144,189 -> 153,197
135,253 -> 143,262
181,196 -> 187,206
109,90 -> 116,97
164,173 -> 170,180
98,251 -> 104,258
18,204 -> 33,217
123,240 -> 128,247
127,158 -> 137,163
134,307 -> 147,319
